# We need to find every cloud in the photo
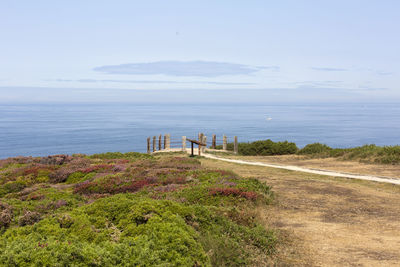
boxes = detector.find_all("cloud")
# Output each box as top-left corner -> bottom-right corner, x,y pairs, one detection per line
293,80 -> 343,85
289,80 -> 344,88
357,85 -> 388,91
93,60 -> 273,77
376,71 -> 393,76
291,81 -> 388,92
53,78 -> 256,86
355,68 -> 394,76
311,67 -> 394,76
311,67 -> 348,72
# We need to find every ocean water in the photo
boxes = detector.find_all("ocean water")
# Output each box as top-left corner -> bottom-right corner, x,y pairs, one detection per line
0,102 -> 399,159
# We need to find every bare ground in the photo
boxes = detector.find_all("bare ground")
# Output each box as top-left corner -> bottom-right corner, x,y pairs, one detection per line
200,157 -> 400,266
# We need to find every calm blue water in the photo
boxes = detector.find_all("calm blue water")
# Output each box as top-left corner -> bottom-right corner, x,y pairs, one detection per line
0,102 -> 399,158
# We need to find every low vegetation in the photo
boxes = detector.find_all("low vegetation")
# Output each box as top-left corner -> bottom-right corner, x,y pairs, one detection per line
0,152 -> 275,266
216,139 -> 298,156
217,139 -> 400,164
299,143 -> 400,164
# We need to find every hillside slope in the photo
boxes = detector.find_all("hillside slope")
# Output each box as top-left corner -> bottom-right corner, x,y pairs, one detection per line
0,152 -> 275,266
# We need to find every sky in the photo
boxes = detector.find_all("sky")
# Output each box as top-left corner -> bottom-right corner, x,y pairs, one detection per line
0,0 -> 399,102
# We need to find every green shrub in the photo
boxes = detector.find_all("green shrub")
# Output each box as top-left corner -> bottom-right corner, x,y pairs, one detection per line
0,195 -> 211,266
298,143 -> 332,155
66,171 -> 95,184
1,180 -> 27,196
217,140 -> 298,156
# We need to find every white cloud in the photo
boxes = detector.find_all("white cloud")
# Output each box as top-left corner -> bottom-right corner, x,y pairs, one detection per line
311,67 -> 348,72
93,60 -> 276,77
53,78 -> 256,86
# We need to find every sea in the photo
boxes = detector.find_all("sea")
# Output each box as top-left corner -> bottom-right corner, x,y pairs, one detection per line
0,102 -> 399,159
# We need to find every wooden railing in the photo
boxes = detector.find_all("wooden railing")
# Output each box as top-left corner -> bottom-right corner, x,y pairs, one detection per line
146,133 -> 238,155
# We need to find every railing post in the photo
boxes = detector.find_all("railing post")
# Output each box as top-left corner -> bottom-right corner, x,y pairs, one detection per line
212,134 -> 216,149
158,134 -> 162,150
153,136 -> 156,152
166,134 -> 170,149
147,137 -> 151,154
234,136 -> 238,154
223,135 -> 227,150
202,136 -> 207,153
198,133 -> 204,156
182,136 -> 186,152
164,135 -> 167,149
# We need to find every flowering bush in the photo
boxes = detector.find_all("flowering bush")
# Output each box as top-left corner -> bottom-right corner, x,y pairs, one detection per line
18,210 -> 41,226
154,184 -> 180,192
209,187 -> 259,201
112,164 -> 127,172
27,193 -> 45,201
0,202 -> 13,228
0,210 -> 12,228
57,213 -> 74,228
49,168 -> 75,183
80,164 -> 114,174
39,155 -> 72,165
74,176 -> 156,195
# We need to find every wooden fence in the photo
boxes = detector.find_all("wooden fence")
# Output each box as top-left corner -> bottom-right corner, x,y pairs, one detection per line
146,133 -> 238,155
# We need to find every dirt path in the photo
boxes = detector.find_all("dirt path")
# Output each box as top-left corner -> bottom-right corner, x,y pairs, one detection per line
200,157 -> 400,266
202,153 -> 400,185
209,154 -> 400,179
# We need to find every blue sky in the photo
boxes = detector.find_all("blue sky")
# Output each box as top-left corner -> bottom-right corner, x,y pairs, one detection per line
0,0 -> 399,102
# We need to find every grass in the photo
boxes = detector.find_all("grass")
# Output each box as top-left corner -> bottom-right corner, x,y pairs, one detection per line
0,152 -> 275,266
216,140 -> 400,165
298,143 -> 400,164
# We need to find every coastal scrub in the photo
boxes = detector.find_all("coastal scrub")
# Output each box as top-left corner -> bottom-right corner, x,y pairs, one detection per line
0,152 -> 275,266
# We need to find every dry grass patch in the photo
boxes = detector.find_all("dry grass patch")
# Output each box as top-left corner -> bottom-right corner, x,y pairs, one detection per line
200,157 -> 400,266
